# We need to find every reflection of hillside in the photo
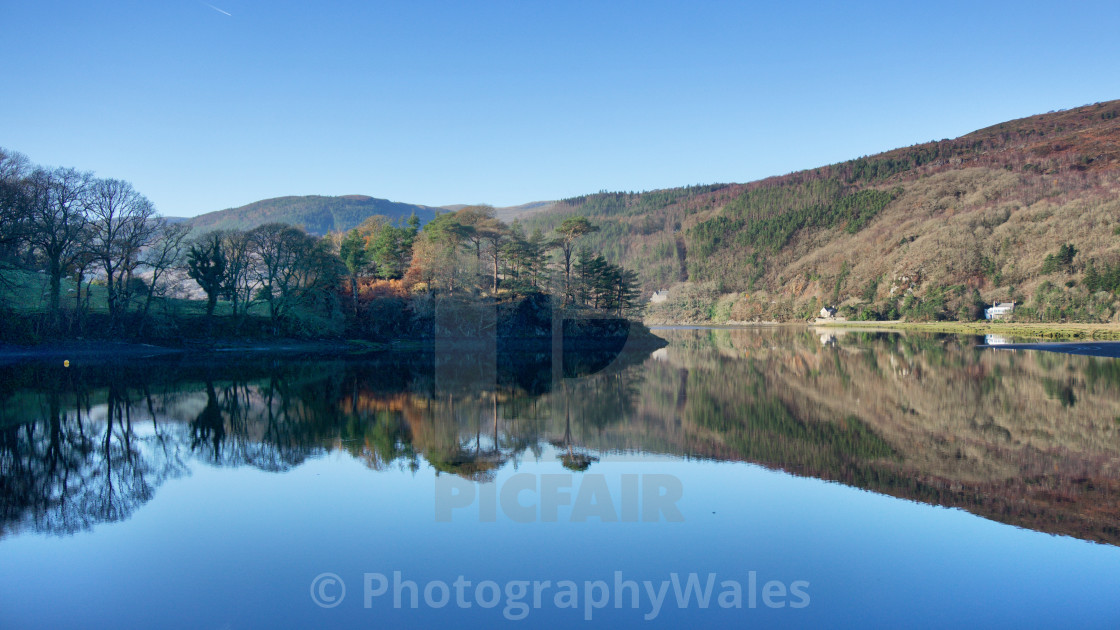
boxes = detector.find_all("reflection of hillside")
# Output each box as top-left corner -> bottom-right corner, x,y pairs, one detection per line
3,333 -> 1119,545
636,329 -> 1120,546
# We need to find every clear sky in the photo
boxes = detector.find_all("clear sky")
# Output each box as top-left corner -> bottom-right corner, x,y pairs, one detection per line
2,1 -> 1118,217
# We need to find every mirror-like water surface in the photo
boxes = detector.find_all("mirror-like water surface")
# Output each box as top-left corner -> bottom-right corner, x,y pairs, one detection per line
1,328 -> 1118,628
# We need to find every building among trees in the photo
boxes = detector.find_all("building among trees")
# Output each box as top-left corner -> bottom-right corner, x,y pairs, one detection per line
984,302 -> 1015,320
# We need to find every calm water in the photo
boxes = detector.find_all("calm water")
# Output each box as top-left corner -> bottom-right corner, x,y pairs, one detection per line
1,328 -> 1119,629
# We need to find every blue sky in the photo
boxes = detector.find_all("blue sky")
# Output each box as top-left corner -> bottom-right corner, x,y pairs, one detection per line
2,1 -> 1118,217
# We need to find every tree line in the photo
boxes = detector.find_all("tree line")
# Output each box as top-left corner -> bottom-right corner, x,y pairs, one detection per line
340,207 -> 640,316
0,148 -> 642,340
0,147 -> 185,332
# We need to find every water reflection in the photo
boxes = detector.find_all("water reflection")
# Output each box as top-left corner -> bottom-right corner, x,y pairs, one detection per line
2,328 -> 1119,545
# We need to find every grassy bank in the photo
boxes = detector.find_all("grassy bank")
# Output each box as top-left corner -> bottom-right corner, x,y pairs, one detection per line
814,320 -> 1120,340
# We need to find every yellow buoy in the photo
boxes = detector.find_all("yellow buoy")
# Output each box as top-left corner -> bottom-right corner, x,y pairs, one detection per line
63,360 -> 70,368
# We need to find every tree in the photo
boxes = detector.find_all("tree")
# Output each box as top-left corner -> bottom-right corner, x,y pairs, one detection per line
575,247 -> 608,307
553,216 -> 599,304
407,213 -> 472,295
368,224 -> 412,279
0,147 -> 32,263
87,178 -> 159,324
1084,261 -> 1101,293
373,214 -> 422,282
500,222 -> 532,292
454,205 -> 495,289
290,237 -> 346,322
346,214 -> 415,281
1057,243 -> 1078,270
219,230 -> 256,319
249,223 -> 342,327
524,227 -> 550,290
339,228 -> 369,314
610,266 -> 641,316
573,248 -> 640,314
404,235 -> 440,291
250,223 -> 299,325
187,233 -> 227,319
139,221 -> 191,322
405,213 -> 421,238
1044,243 -> 1079,274
479,218 -> 510,293
25,167 -> 93,323
70,236 -> 97,322
500,223 -> 549,295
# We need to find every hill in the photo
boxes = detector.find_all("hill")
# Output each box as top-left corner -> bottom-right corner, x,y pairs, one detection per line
493,200 -> 558,223
521,100 -> 1120,324
185,194 -> 439,236
439,200 -> 558,223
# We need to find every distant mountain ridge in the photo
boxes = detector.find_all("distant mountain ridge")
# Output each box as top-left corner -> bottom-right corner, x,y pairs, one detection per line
186,195 -> 557,236
185,195 -> 440,236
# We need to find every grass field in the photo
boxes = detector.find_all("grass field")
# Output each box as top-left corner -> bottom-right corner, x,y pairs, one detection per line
0,268 -> 263,318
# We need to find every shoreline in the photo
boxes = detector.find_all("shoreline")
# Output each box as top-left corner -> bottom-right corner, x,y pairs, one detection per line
647,320 -> 1120,340
0,340 -> 360,365
0,331 -> 668,364
813,320 -> 1120,340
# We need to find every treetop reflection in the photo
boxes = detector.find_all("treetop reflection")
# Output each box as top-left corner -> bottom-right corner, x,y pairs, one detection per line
2,329 -> 1119,546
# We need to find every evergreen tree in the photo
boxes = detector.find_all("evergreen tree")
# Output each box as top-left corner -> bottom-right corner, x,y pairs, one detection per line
339,228 -> 369,310
554,216 -> 599,304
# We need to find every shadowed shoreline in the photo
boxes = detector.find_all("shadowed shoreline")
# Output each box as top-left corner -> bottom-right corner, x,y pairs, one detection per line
978,341 -> 1120,358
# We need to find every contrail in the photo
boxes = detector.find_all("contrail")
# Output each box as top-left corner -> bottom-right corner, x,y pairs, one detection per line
203,2 -> 232,17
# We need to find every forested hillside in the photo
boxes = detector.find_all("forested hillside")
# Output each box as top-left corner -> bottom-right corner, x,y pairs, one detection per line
186,195 -> 438,236
523,100 -> 1120,324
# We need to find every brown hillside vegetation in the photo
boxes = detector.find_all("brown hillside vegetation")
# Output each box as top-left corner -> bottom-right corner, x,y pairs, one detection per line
523,100 -> 1120,324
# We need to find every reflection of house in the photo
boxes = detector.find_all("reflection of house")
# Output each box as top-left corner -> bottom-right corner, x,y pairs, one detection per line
650,290 -> 669,304
984,302 -> 1015,320
984,334 -> 1011,346
820,306 -> 838,318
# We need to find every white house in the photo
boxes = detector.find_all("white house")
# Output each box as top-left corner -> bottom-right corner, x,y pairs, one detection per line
650,290 -> 669,304
820,306 -> 838,318
984,302 -> 1015,320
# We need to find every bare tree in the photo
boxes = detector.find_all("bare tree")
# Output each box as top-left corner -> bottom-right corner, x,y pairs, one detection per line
0,147 -> 32,262
25,167 -> 93,323
220,230 -> 257,319
249,223 -> 342,327
251,223 -> 308,325
70,227 -> 97,327
87,178 -> 159,325
139,221 -> 191,322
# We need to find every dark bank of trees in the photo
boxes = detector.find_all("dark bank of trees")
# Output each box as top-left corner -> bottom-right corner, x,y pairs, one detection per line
0,149 -> 642,342
0,149 -> 171,333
